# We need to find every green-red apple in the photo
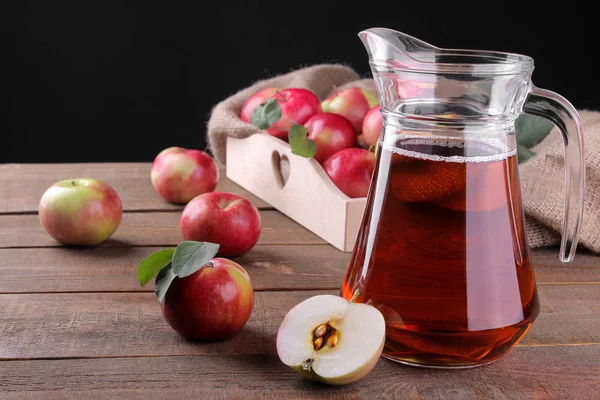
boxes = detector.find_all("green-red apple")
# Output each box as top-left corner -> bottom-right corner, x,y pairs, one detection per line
151,147 -> 219,204
396,78 -> 437,99
359,105 -> 383,148
321,87 -> 379,135
180,192 -> 261,257
323,148 -> 376,198
38,178 -> 122,245
161,257 -> 254,341
304,112 -> 357,164
241,88 -> 322,141
240,87 -> 282,124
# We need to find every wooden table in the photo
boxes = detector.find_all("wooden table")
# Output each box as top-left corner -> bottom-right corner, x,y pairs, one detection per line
1,163 -> 598,399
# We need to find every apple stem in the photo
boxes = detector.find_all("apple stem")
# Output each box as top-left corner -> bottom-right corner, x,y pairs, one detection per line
332,85 -> 339,97
349,289 -> 361,303
204,261 -> 214,268
275,90 -> 287,102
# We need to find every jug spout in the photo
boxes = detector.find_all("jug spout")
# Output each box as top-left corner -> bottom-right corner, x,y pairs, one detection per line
359,28 -> 440,70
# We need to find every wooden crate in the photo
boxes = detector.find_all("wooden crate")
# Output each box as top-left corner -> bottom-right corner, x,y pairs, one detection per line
226,133 -> 367,252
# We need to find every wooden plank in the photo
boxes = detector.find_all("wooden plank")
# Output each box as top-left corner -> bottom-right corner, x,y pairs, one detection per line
0,291 -> 320,360
0,210 -> 326,248
532,248 -> 600,284
0,286 -> 598,360
531,248 -> 600,283
0,163 -> 270,214
1,247 -> 598,294
532,247 -> 600,266
0,246 -> 348,293
0,346 -> 598,400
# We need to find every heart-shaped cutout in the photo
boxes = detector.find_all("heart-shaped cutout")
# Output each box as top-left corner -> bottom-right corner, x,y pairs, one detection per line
272,151 -> 290,189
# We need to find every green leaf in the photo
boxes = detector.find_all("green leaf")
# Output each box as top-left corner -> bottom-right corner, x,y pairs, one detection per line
517,144 -> 535,164
288,123 -> 317,158
136,241 -> 220,303
515,114 -> 554,149
155,263 -> 177,304
172,241 -> 220,278
250,98 -> 282,129
136,248 -> 176,286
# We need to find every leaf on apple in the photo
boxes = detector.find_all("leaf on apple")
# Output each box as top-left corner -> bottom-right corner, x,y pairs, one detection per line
172,241 -> 220,278
251,98 -> 282,129
155,263 -> 177,304
136,248 -> 176,286
135,240 -> 221,303
288,123 -> 317,158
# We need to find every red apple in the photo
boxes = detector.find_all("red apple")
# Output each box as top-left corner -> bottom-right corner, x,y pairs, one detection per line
180,192 -> 261,257
151,147 -> 219,204
359,106 -> 383,148
161,257 -> 254,340
240,88 -> 321,141
321,87 -> 379,135
323,148 -> 376,198
304,112 -> 357,164
240,87 -> 282,124
39,178 -> 122,245
396,78 -> 437,99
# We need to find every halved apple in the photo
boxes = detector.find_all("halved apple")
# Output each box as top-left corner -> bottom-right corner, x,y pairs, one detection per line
276,294 -> 385,385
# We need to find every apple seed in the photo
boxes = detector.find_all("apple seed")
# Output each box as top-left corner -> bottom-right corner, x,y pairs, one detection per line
327,330 -> 338,347
314,323 -> 328,338
313,337 -> 323,350
312,322 -> 338,351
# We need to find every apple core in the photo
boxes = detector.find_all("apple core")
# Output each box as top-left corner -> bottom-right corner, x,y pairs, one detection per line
312,322 -> 339,350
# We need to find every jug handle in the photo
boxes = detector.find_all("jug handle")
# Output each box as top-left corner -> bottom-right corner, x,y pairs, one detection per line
522,86 -> 585,263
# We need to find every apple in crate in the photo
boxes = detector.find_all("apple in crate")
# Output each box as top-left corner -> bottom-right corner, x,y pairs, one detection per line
304,112 -> 357,164
180,192 -> 261,257
240,87 -> 281,123
277,294 -> 385,385
324,148 -> 376,198
39,178 -> 122,245
359,105 -> 382,148
321,87 -> 379,134
241,88 -> 321,141
137,241 -> 254,341
151,147 -> 219,204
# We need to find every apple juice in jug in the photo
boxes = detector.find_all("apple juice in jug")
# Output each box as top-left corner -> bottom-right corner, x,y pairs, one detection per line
341,134 -> 540,367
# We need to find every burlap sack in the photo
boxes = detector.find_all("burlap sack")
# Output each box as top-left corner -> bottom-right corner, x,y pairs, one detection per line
206,64 -> 600,253
207,64 -> 369,165
521,110 -> 600,252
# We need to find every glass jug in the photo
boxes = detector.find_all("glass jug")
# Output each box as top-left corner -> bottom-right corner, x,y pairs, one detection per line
341,28 -> 585,368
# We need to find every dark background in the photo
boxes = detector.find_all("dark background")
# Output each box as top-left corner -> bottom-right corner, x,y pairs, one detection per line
1,1 -> 597,163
